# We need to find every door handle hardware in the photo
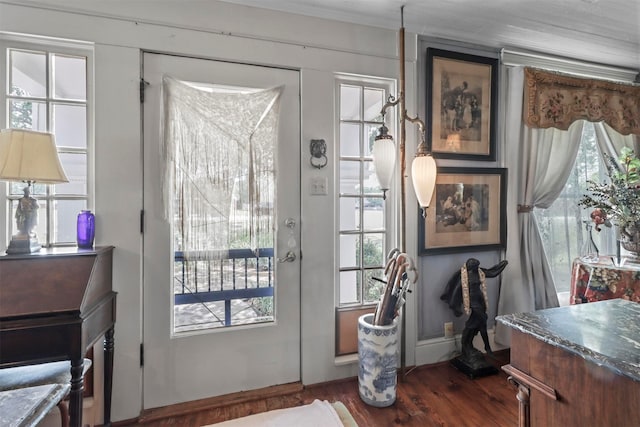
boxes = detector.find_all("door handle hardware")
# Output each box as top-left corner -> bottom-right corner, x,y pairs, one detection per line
278,251 -> 296,263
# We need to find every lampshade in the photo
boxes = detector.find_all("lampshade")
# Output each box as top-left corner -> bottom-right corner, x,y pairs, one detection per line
411,153 -> 437,210
373,126 -> 396,198
0,129 -> 69,184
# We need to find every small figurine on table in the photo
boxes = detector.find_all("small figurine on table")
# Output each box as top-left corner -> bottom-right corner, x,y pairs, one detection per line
440,258 -> 508,378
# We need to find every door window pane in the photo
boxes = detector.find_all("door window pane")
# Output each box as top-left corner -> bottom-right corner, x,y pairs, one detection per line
165,78 -> 280,332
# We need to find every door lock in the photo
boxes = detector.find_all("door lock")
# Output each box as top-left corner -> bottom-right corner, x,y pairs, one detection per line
278,218 -> 297,263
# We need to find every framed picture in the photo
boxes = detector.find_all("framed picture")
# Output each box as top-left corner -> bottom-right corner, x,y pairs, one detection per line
426,48 -> 498,160
419,167 -> 506,255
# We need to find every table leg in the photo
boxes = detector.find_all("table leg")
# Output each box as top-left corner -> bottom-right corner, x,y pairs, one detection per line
507,376 -> 530,427
69,357 -> 85,427
104,327 -> 115,427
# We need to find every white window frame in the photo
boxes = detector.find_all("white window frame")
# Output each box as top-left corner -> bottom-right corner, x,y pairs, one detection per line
335,75 -> 397,309
0,34 -> 94,250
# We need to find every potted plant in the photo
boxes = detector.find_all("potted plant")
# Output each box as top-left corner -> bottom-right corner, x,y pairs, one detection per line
579,147 -> 640,257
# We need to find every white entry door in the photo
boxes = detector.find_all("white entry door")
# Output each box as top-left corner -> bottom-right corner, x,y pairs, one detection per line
142,52 -> 301,410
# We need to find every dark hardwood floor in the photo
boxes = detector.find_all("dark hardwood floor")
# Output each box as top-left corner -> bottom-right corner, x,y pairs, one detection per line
126,352 -> 517,426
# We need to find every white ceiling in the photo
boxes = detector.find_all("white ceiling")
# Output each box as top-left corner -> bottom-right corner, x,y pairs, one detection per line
4,0 -> 639,72
220,0 -> 640,72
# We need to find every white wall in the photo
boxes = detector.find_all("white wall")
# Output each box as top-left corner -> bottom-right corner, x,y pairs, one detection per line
0,1 -> 421,422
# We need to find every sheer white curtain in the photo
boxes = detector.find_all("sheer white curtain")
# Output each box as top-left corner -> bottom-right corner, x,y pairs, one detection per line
495,66 -> 583,345
161,75 -> 283,257
594,121 -> 640,165
592,122 -> 640,255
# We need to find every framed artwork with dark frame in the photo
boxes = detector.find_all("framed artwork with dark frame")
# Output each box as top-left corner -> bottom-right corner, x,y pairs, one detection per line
426,48 -> 498,160
419,167 -> 506,255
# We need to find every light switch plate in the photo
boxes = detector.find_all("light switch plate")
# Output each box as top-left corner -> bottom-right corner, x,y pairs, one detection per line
310,177 -> 328,195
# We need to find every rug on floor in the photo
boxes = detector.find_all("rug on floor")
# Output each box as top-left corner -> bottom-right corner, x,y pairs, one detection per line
202,399 -> 358,427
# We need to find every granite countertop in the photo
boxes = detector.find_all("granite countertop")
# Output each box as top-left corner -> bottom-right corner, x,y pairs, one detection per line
496,299 -> 640,382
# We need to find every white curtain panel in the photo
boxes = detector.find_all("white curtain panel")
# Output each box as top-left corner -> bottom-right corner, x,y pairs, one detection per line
594,121 -> 640,166
161,76 -> 283,257
495,66 -> 583,345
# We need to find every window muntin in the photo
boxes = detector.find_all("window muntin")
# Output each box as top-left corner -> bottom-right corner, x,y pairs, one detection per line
337,81 -> 394,307
3,43 -> 91,247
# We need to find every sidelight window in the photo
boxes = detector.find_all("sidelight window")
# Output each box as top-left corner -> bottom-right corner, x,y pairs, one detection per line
335,77 -> 396,355
1,38 -> 92,248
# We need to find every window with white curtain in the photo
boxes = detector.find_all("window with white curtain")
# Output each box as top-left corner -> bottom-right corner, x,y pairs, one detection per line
534,121 -> 616,294
1,38 -> 92,247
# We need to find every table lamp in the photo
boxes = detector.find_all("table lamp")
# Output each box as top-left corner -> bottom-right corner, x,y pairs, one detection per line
0,129 -> 69,254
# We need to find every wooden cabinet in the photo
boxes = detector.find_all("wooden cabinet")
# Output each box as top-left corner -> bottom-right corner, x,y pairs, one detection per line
498,299 -> 640,427
0,246 -> 116,427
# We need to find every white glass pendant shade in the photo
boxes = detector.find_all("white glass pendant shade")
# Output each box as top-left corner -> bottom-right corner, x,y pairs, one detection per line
411,154 -> 437,210
372,136 -> 396,197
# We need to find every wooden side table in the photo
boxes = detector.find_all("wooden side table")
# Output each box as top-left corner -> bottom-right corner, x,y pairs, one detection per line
570,257 -> 640,304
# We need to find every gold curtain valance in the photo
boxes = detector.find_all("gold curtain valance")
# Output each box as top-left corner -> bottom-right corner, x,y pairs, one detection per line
523,67 -> 640,135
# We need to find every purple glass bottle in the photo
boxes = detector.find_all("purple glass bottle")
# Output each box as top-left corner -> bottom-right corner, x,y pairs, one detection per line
77,210 -> 95,249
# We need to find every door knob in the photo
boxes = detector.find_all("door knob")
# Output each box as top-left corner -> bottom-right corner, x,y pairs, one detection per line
278,251 -> 297,263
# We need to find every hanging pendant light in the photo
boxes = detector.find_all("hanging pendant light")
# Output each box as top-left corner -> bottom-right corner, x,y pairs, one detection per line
411,152 -> 437,216
373,123 -> 396,199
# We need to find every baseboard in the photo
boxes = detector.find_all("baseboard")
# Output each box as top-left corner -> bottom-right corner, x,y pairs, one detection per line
415,327 -> 507,366
136,382 -> 303,424
334,328 -> 507,368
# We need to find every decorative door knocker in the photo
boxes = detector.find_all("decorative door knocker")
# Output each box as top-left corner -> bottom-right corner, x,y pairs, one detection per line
310,139 -> 328,169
